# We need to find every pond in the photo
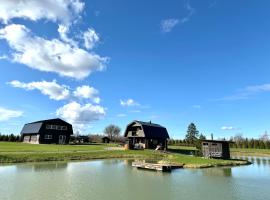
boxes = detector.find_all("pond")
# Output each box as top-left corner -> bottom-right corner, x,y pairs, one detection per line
0,156 -> 270,200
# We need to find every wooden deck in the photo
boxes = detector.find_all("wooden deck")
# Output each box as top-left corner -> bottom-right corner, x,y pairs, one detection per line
132,161 -> 183,172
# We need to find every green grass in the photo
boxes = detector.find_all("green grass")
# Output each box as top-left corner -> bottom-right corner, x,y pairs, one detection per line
0,142 -> 250,168
0,142 -> 117,153
168,145 -> 197,151
230,148 -> 270,156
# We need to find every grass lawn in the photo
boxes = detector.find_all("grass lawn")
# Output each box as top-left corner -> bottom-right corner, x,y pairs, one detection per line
0,142 -> 250,168
168,145 -> 197,151
0,141 -> 117,153
230,148 -> 270,156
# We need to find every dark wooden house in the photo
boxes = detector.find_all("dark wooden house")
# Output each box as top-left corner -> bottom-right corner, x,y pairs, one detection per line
102,136 -> 110,143
20,118 -> 73,144
124,120 -> 170,150
201,140 -> 231,159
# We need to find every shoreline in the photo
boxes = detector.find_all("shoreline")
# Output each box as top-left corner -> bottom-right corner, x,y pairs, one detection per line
0,150 -> 251,168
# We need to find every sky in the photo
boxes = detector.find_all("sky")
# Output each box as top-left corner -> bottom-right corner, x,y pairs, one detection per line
0,0 -> 270,139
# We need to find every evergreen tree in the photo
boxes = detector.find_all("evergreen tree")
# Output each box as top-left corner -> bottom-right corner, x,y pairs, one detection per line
199,133 -> 206,140
185,123 -> 199,144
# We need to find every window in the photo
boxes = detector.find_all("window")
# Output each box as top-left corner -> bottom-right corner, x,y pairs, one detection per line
132,131 -> 137,136
23,136 -> 30,142
46,124 -> 67,131
30,135 -> 37,142
44,135 -> 52,139
203,143 -> 208,146
46,125 -> 52,129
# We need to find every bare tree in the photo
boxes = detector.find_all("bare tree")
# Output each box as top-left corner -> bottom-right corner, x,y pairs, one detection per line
104,124 -> 121,141
260,131 -> 269,142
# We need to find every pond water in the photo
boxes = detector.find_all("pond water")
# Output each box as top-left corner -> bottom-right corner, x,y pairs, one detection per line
0,156 -> 270,200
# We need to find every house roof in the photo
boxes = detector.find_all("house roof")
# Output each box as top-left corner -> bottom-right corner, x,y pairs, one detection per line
27,118 -> 70,125
124,120 -> 170,139
20,122 -> 43,134
20,118 -> 71,135
201,139 -> 232,144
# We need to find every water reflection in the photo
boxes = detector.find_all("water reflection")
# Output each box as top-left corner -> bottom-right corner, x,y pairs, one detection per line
201,167 -> 232,177
16,162 -> 68,172
0,157 -> 269,200
233,156 -> 270,167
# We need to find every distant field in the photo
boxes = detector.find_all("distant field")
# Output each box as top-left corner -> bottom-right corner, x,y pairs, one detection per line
230,148 -> 270,156
0,142 -> 250,168
0,142 -> 117,153
168,145 -> 197,151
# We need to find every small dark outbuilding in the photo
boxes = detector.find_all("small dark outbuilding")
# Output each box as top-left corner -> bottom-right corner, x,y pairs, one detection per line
21,118 -> 73,144
102,136 -> 110,143
124,120 -> 170,150
201,140 -> 231,159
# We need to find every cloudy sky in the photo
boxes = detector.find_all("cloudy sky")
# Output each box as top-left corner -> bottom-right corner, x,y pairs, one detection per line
0,0 -> 270,139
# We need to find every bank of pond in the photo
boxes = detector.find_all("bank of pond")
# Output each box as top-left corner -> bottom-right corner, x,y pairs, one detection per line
0,142 -> 251,168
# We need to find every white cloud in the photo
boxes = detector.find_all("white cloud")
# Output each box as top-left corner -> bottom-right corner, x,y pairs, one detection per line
73,85 -> 101,103
160,1 -> 195,33
221,126 -> 237,131
117,113 -> 127,117
8,80 -> 70,101
56,101 -> 106,133
83,28 -> 100,50
244,84 -> 270,93
94,11 -> 100,17
58,24 -> 77,46
0,0 -> 84,25
8,80 -> 103,103
217,83 -> 270,101
180,0 -> 195,24
130,110 -> 141,113
0,55 -> 8,60
120,99 -> 140,107
0,107 -> 23,121
192,105 -> 201,109
0,24 -> 108,79
160,19 -> 179,33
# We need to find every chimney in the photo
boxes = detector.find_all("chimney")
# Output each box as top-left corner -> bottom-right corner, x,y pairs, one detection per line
149,120 -> 152,124
211,133 -> 213,140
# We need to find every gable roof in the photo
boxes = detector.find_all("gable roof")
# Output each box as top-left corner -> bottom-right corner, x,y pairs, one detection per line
124,120 -> 170,139
20,118 -> 71,135
201,139 -> 232,144
20,122 -> 43,134
27,118 -> 71,125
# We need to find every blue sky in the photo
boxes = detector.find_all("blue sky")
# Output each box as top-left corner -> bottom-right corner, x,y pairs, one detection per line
0,0 -> 270,139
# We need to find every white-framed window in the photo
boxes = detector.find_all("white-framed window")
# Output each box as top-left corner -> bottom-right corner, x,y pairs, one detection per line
44,134 -> 52,139
46,124 -> 67,131
46,125 -> 52,129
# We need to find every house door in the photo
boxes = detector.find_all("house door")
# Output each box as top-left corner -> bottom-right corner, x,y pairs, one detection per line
59,135 -> 66,144
203,146 -> 210,157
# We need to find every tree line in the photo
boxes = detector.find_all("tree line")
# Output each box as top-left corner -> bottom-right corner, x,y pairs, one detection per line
229,137 -> 270,149
168,123 -> 270,149
0,134 -> 21,142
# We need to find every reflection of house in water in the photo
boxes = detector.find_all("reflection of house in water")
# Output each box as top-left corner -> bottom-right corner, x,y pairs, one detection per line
16,162 -> 68,172
202,167 -> 232,177
124,120 -> 170,150
201,140 -> 231,159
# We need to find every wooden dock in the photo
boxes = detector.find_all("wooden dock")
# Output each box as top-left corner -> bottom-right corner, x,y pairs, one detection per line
132,162 -> 183,172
